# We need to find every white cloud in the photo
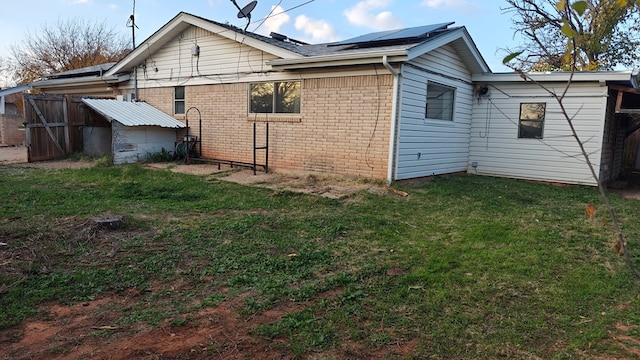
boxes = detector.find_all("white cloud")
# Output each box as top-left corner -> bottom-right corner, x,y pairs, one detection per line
207,0 -> 224,7
343,0 -> 402,31
294,15 -> 338,42
108,3 -> 118,10
259,5 -> 290,36
421,0 -> 476,12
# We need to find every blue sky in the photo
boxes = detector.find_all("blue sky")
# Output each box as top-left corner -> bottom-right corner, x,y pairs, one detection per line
0,0 -> 520,85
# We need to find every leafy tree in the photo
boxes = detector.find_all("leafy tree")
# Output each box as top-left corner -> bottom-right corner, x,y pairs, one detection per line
504,0 -> 640,70
1,17 -> 131,86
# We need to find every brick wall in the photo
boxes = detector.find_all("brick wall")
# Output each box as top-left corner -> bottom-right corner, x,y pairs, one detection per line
139,74 -> 394,180
0,114 -> 26,146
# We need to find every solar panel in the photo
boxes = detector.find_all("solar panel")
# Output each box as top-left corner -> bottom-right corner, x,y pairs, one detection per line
331,22 -> 454,47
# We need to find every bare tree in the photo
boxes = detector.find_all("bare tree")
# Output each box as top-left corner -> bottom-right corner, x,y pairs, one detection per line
503,0 -> 640,71
1,17 -> 131,85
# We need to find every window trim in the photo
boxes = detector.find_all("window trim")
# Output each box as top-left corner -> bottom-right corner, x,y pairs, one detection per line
249,81 -> 301,115
425,81 -> 456,122
518,102 -> 546,139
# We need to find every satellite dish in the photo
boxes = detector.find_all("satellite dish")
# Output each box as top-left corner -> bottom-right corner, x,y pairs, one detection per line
237,0 -> 257,19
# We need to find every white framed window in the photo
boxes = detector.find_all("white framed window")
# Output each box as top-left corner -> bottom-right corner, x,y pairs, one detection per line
425,82 -> 455,121
518,102 -> 546,139
250,81 -> 301,114
174,86 -> 185,115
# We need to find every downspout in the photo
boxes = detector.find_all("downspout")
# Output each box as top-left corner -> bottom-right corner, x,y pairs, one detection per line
383,55 -> 400,185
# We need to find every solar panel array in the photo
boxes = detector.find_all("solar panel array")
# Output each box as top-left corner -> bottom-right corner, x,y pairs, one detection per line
331,22 -> 454,47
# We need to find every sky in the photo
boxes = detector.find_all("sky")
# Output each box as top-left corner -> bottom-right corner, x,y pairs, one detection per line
0,0 -> 522,86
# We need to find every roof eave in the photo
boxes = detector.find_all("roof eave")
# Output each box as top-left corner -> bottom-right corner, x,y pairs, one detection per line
106,12 -> 303,77
407,27 -> 491,74
268,51 -> 408,70
0,84 -> 31,97
472,71 -> 634,83
31,74 -> 129,89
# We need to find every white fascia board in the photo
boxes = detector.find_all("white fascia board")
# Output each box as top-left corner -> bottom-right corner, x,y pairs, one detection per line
268,51 -> 407,70
106,12 -> 302,77
0,84 -> 31,97
407,28 -> 491,74
31,74 -> 128,89
473,71 -> 634,83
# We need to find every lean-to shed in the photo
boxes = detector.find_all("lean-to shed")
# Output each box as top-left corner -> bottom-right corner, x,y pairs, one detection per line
81,99 -> 186,165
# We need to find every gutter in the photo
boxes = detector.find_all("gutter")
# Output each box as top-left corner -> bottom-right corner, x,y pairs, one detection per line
268,51 -> 407,70
383,55 -> 400,185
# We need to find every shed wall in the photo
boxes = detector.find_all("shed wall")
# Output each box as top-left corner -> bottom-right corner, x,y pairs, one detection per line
468,82 -> 608,186
112,122 -> 178,165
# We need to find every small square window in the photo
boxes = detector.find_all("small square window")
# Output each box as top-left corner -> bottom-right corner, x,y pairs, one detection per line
518,103 -> 546,139
425,82 -> 455,121
174,86 -> 185,115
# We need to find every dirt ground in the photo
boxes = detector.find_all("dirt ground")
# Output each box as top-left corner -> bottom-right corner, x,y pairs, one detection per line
0,146 -> 387,198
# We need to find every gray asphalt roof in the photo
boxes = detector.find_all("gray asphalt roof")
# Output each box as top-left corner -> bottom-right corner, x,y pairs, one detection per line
186,12 -> 457,58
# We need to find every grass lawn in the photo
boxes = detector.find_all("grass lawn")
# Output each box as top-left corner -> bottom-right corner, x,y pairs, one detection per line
1,163 -> 640,359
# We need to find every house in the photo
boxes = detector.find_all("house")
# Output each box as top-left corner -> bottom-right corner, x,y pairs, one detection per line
469,72 -> 640,186
0,85 -> 29,146
25,11 -> 640,186
96,12 -> 490,184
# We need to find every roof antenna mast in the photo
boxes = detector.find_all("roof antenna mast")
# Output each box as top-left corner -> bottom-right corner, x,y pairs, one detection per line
126,0 -> 139,100
230,0 -> 258,33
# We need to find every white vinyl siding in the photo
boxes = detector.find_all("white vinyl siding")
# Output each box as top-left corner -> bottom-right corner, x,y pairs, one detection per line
395,45 -> 474,180
469,82 -> 608,186
136,26 -> 279,88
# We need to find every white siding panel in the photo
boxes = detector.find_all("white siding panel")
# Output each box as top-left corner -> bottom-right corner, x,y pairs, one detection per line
137,25 -> 279,88
469,82 -> 607,186
395,45 -> 474,180
112,122 -> 178,165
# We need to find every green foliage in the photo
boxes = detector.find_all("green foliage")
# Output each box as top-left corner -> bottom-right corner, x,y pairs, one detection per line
144,148 -> 174,163
505,0 -> 640,70
1,165 -> 640,358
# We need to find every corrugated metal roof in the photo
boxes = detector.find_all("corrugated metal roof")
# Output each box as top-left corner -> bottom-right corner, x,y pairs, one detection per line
82,99 -> 186,128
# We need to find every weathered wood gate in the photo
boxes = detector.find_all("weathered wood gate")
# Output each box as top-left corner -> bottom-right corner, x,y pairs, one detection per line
24,95 -> 84,162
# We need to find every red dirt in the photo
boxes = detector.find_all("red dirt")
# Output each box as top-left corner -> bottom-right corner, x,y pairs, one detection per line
0,291 -> 301,360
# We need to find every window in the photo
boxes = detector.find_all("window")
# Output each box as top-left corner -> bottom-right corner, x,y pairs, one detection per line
425,82 -> 455,121
174,86 -> 185,115
250,81 -> 301,114
518,103 -> 546,139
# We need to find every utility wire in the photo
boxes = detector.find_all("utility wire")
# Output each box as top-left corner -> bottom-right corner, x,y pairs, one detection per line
250,0 -> 316,33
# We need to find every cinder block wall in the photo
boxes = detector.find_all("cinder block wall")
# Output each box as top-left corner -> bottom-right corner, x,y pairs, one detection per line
139,74 -> 394,180
0,114 -> 26,146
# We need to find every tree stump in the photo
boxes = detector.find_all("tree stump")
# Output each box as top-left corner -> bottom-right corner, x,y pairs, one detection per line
92,214 -> 123,230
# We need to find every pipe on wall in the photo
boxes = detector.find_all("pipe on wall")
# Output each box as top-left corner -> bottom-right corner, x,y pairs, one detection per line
383,55 -> 400,185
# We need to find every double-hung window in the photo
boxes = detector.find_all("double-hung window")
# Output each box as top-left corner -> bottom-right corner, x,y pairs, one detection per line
174,86 -> 185,115
250,81 -> 301,114
518,103 -> 546,139
425,82 -> 455,121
